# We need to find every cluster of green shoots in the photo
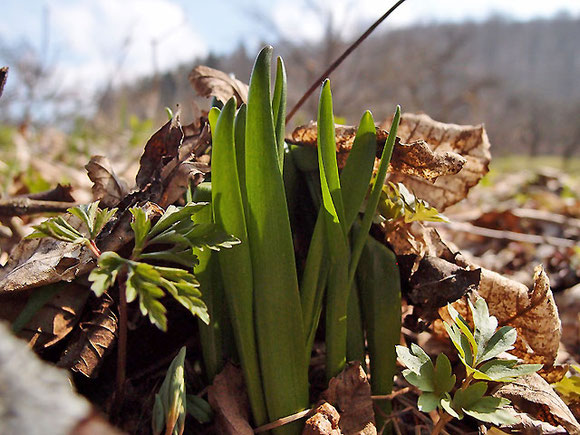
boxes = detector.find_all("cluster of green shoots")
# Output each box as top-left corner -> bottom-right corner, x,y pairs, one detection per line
29,45 -> 408,434
396,298 -> 542,434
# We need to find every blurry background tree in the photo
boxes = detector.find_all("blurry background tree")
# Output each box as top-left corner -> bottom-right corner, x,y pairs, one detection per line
0,4 -> 578,159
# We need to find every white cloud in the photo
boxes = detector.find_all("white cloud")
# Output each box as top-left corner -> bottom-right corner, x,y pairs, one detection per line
50,0 -> 208,91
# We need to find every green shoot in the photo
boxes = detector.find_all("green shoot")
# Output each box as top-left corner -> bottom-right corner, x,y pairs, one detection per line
152,347 -> 187,435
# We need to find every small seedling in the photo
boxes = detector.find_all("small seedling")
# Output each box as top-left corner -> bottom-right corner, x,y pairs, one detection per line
152,347 -> 187,435
396,298 -> 542,433
379,182 -> 448,224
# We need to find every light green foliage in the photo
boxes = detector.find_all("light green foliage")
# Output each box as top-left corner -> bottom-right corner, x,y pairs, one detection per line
396,345 -> 455,412
67,201 -> 117,239
87,202 -> 238,331
30,200 -> 236,332
396,297 -> 541,428
152,347 -> 187,435
28,200 -> 116,246
379,182 -> 448,223
445,299 -> 541,380
27,215 -> 88,244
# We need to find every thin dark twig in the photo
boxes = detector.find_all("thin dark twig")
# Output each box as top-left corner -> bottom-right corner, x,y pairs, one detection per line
115,271 -> 128,407
286,0 -> 409,122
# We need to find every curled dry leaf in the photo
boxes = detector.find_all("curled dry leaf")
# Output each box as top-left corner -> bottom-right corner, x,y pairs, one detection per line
0,216 -> 90,294
495,373 -> 580,434
459,263 -> 561,367
136,112 -> 184,189
385,113 -> 491,211
407,255 -> 481,321
208,363 -> 253,435
57,293 -> 117,378
289,122 -> 465,181
322,362 -> 376,435
85,156 -> 129,208
303,402 -> 342,435
159,161 -> 208,208
189,65 -> 249,106
0,282 -> 89,350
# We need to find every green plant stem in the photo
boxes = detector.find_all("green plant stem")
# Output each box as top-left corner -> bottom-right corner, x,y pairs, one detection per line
431,411 -> 453,435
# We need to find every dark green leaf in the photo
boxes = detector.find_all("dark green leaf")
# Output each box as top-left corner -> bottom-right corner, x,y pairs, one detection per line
434,353 -> 456,394
452,382 -> 488,411
183,222 -> 240,250
139,247 -> 198,268
186,395 -> 213,424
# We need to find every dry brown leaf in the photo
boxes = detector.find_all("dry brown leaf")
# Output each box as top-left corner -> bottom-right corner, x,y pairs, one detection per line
386,222 -> 455,260
0,282 -> 89,350
554,283 -> 580,359
136,113 -> 184,189
385,113 -> 491,211
386,219 -> 561,367
189,65 -> 248,106
85,156 -> 129,208
407,255 -> 481,320
322,362 -> 376,435
303,403 -> 342,435
495,373 -> 580,434
158,161 -> 207,207
57,294 -> 117,377
208,363 -> 253,435
289,122 -> 465,181
0,218 -> 94,293
461,263 -> 561,366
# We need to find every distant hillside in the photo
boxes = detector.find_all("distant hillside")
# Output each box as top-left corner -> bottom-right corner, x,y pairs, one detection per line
96,14 -> 580,157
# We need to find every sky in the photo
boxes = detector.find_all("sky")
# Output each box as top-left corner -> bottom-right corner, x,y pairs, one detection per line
1,0 -> 579,98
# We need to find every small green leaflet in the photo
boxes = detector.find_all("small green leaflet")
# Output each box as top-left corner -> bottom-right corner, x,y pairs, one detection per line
152,347 -> 187,435
396,344 -> 455,412
379,182 -> 448,223
27,200 -> 116,245
67,201 -> 117,239
88,252 -> 125,297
